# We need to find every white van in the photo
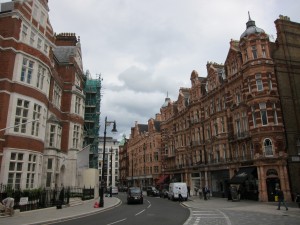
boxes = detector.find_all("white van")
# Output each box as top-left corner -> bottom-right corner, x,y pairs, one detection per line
168,182 -> 188,201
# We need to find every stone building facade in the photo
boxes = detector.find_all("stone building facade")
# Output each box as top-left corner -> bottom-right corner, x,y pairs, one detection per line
98,137 -> 119,187
0,0 -> 85,189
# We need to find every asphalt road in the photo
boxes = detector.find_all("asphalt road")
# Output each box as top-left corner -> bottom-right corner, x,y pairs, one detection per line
51,192 -> 190,225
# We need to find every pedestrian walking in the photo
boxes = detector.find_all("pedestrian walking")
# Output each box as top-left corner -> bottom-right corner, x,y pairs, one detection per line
276,188 -> 288,211
203,187 -> 207,200
178,187 -> 183,203
194,186 -> 198,196
198,187 -> 203,199
187,186 -> 191,197
2,196 -> 15,216
206,186 -> 211,199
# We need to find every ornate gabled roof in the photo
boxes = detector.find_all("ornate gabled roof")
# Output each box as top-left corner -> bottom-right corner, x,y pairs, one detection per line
154,121 -> 161,132
240,12 -> 265,39
138,124 -> 148,134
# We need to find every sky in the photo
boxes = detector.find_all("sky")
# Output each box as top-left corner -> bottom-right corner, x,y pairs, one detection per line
2,0 -> 299,141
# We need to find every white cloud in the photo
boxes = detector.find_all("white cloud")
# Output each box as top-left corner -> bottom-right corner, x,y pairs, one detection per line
1,0 -> 299,140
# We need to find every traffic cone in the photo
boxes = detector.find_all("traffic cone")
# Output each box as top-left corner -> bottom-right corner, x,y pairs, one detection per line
94,202 -> 99,208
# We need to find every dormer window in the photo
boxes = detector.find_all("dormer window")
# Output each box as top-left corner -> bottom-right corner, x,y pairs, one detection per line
268,74 -> 273,90
40,11 -> 46,26
262,45 -> 266,58
32,4 -> 39,20
264,138 -> 273,156
44,43 -> 48,54
21,24 -> 28,41
252,46 -> 257,59
273,103 -> 278,125
259,103 -> 268,126
247,78 -> 252,93
236,92 -> 241,105
244,49 -> 248,61
30,31 -> 36,45
256,74 -> 263,92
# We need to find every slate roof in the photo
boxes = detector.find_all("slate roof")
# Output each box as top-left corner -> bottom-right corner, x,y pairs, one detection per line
53,46 -> 76,63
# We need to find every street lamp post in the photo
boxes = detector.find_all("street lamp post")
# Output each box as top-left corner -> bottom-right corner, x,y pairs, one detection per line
109,147 -> 113,197
143,143 -> 146,188
131,152 -> 134,187
99,116 -> 117,208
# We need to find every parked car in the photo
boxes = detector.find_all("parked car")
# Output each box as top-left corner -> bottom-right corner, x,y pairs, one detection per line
118,186 -> 128,192
127,187 -> 143,204
160,189 -> 169,198
111,186 -> 118,195
105,186 -> 118,196
146,186 -> 159,197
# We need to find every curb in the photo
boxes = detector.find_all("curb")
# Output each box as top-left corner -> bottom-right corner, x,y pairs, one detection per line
23,198 -> 122,225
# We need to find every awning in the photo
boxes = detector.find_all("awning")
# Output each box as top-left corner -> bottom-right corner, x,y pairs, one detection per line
229,167 -> 257,184
156,175 -> 170,184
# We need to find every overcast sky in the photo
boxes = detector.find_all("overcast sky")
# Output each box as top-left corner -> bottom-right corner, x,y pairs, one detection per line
2,0 -> 299,141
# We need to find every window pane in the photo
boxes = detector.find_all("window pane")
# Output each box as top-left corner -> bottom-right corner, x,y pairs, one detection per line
18,153 -> 24,160
9,162 -> 15,171
17,163 -> 23,171
11,153 -> 16,160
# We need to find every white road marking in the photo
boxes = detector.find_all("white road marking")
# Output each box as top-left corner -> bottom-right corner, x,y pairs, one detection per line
107,218 -> 127,225
135,209 -> 145,216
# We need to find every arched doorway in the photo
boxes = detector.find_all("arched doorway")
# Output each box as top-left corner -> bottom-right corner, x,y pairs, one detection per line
266,169 -> 280,202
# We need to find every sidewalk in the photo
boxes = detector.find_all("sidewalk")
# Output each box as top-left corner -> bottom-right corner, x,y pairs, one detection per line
183,195 -> 300,218
0,196 -> 121,225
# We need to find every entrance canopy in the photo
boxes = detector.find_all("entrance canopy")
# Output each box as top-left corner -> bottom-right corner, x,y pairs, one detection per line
156,175 -> 170,185
230,167 -> 257,184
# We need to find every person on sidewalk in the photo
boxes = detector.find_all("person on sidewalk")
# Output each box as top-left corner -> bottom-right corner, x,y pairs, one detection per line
203,187 -> 207,200
198,187 -> 203,199
206,186 -> 211,200
178,187 -> 183,203
2,196 -> 15,216
276,188 -> 288,211
194,186 -> 198,196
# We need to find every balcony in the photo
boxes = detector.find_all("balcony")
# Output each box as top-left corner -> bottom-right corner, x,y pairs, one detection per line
228,131 -> 250,142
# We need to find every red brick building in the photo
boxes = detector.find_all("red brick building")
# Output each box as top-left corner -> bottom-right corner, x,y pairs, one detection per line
0,0 -> 85,189
160,15 -> 293,202
125,15 -> 298,202
127,118 -> 162,188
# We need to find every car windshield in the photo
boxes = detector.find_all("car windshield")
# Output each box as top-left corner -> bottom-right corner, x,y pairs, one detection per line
130,188 -> 141,194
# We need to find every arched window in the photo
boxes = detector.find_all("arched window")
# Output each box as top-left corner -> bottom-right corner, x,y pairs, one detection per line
242,144 -> 247,160
266,169 -> 278,176
250,142 -> 254,159
264,138 -> 273,156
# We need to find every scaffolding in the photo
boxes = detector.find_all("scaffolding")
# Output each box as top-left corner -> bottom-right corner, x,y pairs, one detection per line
83,72 -> 102,168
